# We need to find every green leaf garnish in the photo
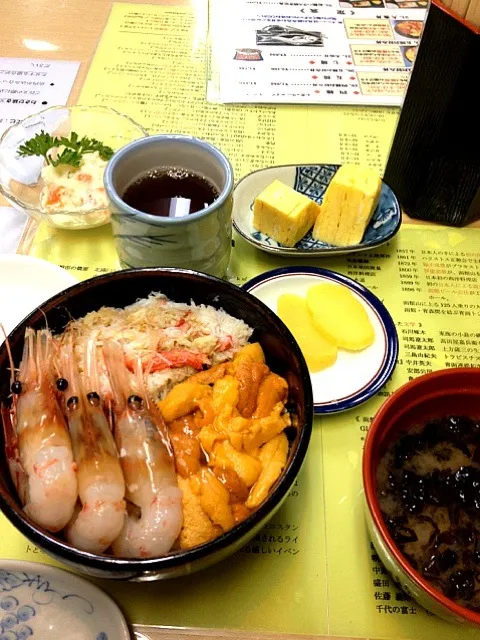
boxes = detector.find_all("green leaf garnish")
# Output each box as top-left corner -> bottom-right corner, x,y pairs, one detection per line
17,130 -> 115,168
18,130 -> 57,162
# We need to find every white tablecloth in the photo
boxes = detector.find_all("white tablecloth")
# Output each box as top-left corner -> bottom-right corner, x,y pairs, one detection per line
0,206 -> 28,254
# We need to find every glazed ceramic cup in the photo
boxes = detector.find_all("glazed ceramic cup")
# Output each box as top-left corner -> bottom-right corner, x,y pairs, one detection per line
104,135 -> 234,277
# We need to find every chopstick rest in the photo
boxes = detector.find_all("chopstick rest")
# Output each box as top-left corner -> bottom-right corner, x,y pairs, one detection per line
383,0 -> 480,226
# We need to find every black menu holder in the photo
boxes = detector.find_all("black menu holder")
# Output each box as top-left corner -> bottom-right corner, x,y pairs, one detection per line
383,1 -> 480,226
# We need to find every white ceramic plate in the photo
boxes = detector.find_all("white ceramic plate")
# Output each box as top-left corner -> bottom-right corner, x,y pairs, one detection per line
233,164 -> 401,257
0,255 -> 77,343
244,267 -> 398,414
0,559 -> 130,639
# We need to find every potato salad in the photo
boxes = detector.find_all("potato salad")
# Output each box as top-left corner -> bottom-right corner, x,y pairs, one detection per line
40,150 -> 108,213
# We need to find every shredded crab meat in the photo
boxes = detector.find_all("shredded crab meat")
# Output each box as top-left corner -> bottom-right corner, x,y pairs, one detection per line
58,293 -> 253,400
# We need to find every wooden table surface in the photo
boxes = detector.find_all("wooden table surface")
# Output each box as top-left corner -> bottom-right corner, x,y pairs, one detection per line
0,2 -> 478,639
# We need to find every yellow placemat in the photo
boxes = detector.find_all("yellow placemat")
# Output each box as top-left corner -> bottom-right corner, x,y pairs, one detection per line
12,223 -> 480,640
27,223 -> 120,278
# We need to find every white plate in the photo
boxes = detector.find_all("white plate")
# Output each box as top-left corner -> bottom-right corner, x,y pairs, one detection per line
0,559 -> 130,639
0,255 -> 77,342
244,267 -> 398,414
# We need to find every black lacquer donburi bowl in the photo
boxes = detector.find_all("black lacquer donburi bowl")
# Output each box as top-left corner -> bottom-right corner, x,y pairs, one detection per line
0,268 -> 313,581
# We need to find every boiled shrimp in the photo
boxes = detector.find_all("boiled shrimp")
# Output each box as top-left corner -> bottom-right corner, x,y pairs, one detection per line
59,338 -> 126,554
1,328 -> 77,532
103,340 -> 183,558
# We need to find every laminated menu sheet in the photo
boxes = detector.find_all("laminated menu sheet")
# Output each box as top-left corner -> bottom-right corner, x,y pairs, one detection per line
0,58 -> 80,135
208,0 -> 427,106
20,1 -> 401,278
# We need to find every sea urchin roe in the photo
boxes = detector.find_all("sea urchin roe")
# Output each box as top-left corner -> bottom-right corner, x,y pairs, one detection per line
159,342 -> 292,549
376,415 -> 480,611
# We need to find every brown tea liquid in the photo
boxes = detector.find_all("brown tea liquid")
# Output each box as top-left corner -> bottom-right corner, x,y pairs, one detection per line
121,167 -> 220,218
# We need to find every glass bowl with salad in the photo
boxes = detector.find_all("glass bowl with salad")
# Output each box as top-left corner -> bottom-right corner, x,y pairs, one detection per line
0,105 -> 148,230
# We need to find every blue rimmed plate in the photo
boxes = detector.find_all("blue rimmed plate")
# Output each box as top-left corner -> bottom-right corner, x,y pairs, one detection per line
0,560 -> 130,639
233,164 -> 401,257
243,267 -> 398,414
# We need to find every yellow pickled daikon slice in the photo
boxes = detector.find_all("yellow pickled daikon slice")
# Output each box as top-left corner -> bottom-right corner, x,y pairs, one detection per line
277,293 -> 337,372
306,282 -> 375,351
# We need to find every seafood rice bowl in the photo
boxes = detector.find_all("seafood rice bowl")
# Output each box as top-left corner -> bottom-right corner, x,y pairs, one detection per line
0,268 -> 313,580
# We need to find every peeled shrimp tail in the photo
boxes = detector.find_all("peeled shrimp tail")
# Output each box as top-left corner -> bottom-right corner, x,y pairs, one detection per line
60,339 -> 126,553
66,470 -> 126,554
112,485 -> 183,558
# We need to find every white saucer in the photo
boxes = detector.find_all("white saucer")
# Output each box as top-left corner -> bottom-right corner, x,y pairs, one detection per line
244,267 -> 398,414
0,559 -> 130,639
0,255 -> 77,342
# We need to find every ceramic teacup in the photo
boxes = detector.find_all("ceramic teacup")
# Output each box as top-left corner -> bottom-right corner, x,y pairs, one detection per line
104,134 -> 234,277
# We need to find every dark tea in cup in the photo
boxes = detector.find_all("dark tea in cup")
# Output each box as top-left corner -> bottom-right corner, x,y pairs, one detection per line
122,167 -> 220,218
103,134 -> 234,278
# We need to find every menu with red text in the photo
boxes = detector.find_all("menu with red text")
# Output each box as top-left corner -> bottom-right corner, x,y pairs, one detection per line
208,0 -> 427,105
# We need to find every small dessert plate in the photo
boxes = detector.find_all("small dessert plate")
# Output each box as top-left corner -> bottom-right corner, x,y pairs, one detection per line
0,255 -> 77,343
233,164 -> 401,257
0,559 -> 130,639
243,267 -> 398,414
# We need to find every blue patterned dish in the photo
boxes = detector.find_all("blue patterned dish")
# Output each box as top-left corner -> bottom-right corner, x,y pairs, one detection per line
0,560 -> 130,639
233,164 -> 401,257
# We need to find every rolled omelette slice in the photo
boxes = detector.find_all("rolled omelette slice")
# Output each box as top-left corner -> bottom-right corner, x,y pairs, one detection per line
277,293 -> 337,372
253,179 -> 320,248
306,283 -> 375,351
312,164 -> 381,247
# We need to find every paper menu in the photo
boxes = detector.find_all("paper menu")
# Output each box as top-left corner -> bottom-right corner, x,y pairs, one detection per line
0,58 -> 80,135
208,0 -> 426,106
13,214 -> 480,639
77,3 -> 400,181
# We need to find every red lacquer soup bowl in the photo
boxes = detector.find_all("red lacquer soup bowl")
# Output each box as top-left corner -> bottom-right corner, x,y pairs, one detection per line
363,368 -> 480,626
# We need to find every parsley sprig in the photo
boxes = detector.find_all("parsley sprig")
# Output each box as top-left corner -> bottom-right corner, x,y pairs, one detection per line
18,130 -> 114,168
